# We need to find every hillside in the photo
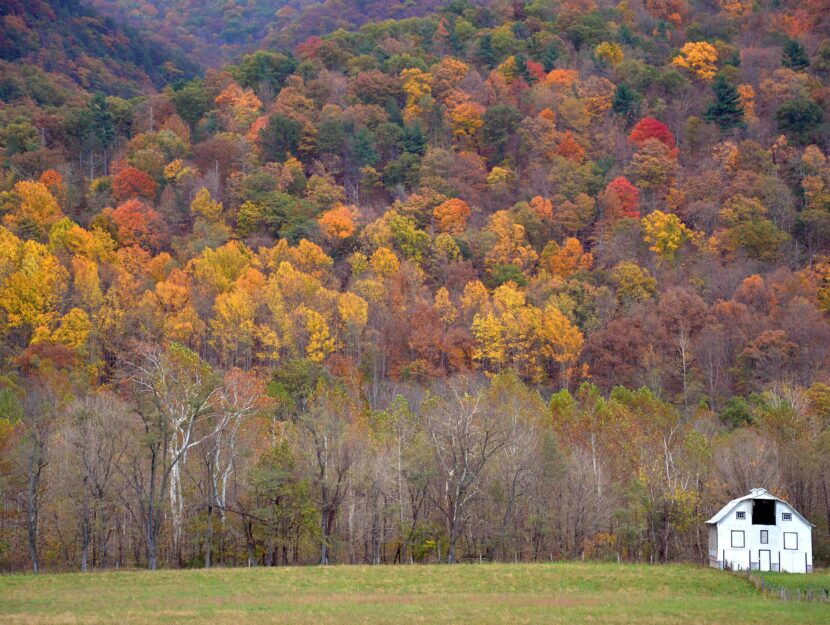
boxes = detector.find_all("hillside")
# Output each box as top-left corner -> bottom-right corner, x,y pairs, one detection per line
87,0 -> 453,66
0,0 -> 198,97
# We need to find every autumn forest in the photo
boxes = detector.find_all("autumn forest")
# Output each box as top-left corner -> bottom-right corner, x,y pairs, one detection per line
0,0 -> 829,573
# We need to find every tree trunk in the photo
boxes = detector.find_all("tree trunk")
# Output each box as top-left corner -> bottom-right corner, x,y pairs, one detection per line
146,515 -> 158,571
205,501 -> 213,568
26,441 -> 43,575
320,510 -> 329,565
81,500 -> 90,573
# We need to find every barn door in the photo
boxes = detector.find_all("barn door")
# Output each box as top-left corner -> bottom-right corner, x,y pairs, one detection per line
759,550 -> 771,572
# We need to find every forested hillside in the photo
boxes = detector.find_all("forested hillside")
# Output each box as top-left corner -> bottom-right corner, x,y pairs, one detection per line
88,0 -> 454,65
0,0 -> 198,97
1,0 -> 830,573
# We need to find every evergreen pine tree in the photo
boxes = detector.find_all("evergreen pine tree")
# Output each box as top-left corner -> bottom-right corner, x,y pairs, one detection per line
89,92 -> 115,150
782,39 -> 809,71
350,128 -> 378,167
540,40 -> 560,72
448,21 -> 463,55
402,123 -> 426,155
612,83 -> 642,122
476,34 -> 497,69
704,74 -> 745,132
514,53 -> 529,81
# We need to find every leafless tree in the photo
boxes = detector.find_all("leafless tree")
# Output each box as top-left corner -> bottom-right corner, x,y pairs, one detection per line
123,343 -> 220,569
202,368 -> 265,568
64,393 -> 128,571
295,385 -> 363,564
425,376 -> 507,563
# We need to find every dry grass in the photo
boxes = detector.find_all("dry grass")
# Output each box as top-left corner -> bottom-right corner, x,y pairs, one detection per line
1,562 -> 828,624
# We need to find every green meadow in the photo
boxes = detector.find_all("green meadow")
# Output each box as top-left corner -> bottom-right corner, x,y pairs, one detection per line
1,562 -> 828,625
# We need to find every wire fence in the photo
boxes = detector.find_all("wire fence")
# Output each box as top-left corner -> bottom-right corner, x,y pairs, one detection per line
744,571 -> 830,603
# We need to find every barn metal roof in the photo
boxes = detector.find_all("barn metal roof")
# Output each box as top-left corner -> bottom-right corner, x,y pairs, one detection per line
706,488 -> 814,527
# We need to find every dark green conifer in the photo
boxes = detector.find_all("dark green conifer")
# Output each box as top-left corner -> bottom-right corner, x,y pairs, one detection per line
476,34 -> 497,69
612,83 -> 642,123
782,39 -> 809,71
704,74 -> 745,132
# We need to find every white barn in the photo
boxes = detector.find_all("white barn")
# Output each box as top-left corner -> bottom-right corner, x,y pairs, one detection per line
707,488 -> 813,573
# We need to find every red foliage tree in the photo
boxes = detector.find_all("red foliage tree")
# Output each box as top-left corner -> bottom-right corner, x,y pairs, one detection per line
110,199 -> 167,251
526,60 -> 545,81
112,166 -> 158,202
295,35 -> 324,60
602,176 -> 641,220
628,117 -> 676,151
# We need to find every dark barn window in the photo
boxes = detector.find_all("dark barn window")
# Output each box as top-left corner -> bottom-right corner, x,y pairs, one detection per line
752,499 -> 775,525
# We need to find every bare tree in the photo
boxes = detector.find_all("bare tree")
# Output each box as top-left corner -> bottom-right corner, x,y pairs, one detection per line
486,375 -> 543,560
124,343 -> 220,570
65,393 -> 128,571
20,373 -> 65,574
425,376 -> 506,563
295,385 -> 362,564
203,368 -> 266,568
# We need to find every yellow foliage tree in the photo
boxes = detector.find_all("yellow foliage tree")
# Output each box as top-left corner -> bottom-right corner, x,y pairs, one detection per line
460,280 -> 489,321
49,308 -> 92,351
737,84 -> 757,123
337,291 -> 369,332
431,57 -> 470,103
641,210 -> 696,261
401,68 -> 434,124
215,82 -> 262,131
71,256 -> 103,310
370,247 -> 400,277
485,211 -> 538,274
301,308 -> 337,362
433,287 -> 457,325
672,42 -> 718,80
471,312 -> 506,369
0,233 -> 68,335
190,188 -> 223,222
595,42 -> 624,66
449,101 -> 485,142
540,304 -> 584,385
3,181 -> 64,239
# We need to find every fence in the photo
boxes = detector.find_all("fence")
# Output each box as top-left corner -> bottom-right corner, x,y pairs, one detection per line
744,571 -> 830,603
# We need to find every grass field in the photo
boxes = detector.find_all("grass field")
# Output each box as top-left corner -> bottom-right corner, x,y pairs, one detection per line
1,562 -> 828,625
757,569 -> 830,593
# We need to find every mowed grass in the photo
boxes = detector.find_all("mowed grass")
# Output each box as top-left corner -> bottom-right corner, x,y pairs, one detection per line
1,562 -> 828,625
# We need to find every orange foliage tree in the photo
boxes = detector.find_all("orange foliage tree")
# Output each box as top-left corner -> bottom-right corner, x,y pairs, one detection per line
433,198 -> 472,234
318,205 -> 357,240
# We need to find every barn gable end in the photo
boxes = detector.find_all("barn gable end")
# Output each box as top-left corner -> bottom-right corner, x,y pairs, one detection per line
707,488 -> 813,573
